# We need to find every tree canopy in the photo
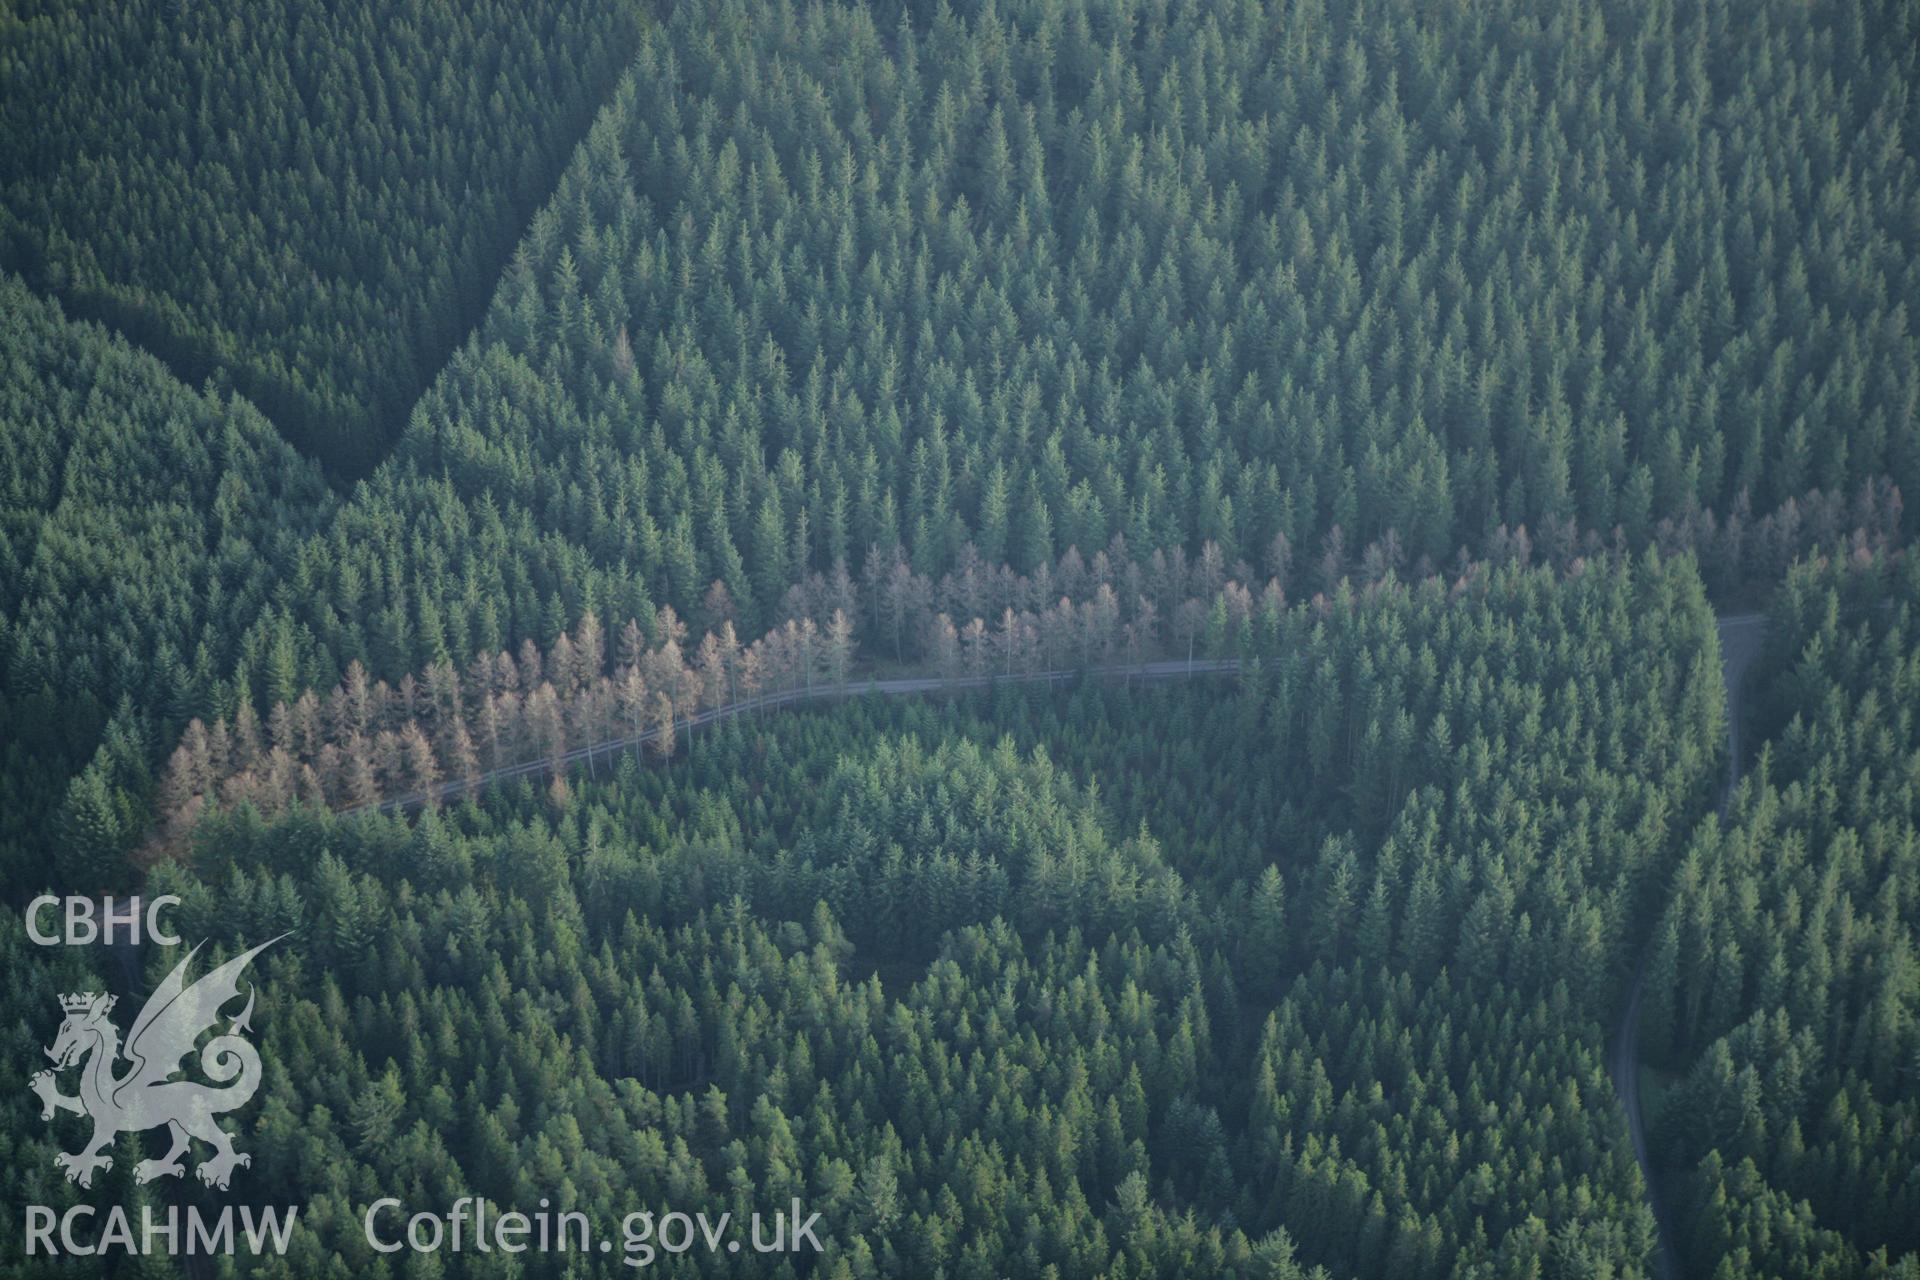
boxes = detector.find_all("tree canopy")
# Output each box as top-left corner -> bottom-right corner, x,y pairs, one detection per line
0,0 -> 644,470
1,0 -> 1917,1276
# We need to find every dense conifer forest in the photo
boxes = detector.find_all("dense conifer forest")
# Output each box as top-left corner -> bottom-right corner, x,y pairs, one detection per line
1644,555 -> 1920,1277
0,0 -> 644,470
1,0 -> 1916,1276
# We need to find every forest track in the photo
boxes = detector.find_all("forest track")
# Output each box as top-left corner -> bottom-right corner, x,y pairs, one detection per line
1613,611 -> 1767,1280
350,657 -> 1243,816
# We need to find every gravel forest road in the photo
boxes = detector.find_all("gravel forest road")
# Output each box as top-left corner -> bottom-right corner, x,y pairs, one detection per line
353,657 -> 1244,815
1613,611 -> 1768,1280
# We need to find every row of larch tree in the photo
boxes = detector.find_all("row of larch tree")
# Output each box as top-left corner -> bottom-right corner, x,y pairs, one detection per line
151,531 -> 1297,836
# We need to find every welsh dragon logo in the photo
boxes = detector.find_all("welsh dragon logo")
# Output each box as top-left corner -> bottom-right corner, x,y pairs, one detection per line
31,936 -> 283,1191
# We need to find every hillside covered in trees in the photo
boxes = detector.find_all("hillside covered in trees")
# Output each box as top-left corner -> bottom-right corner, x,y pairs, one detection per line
10,556 -> 1730,1278
337,0 -> 1917,651
109,0 -> 1906,744
3,0 -> 1919,1277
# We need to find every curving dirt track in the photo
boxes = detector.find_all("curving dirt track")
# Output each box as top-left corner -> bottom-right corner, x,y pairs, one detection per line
350,657 -> 1244,816
1612,611 -> 1767,1280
